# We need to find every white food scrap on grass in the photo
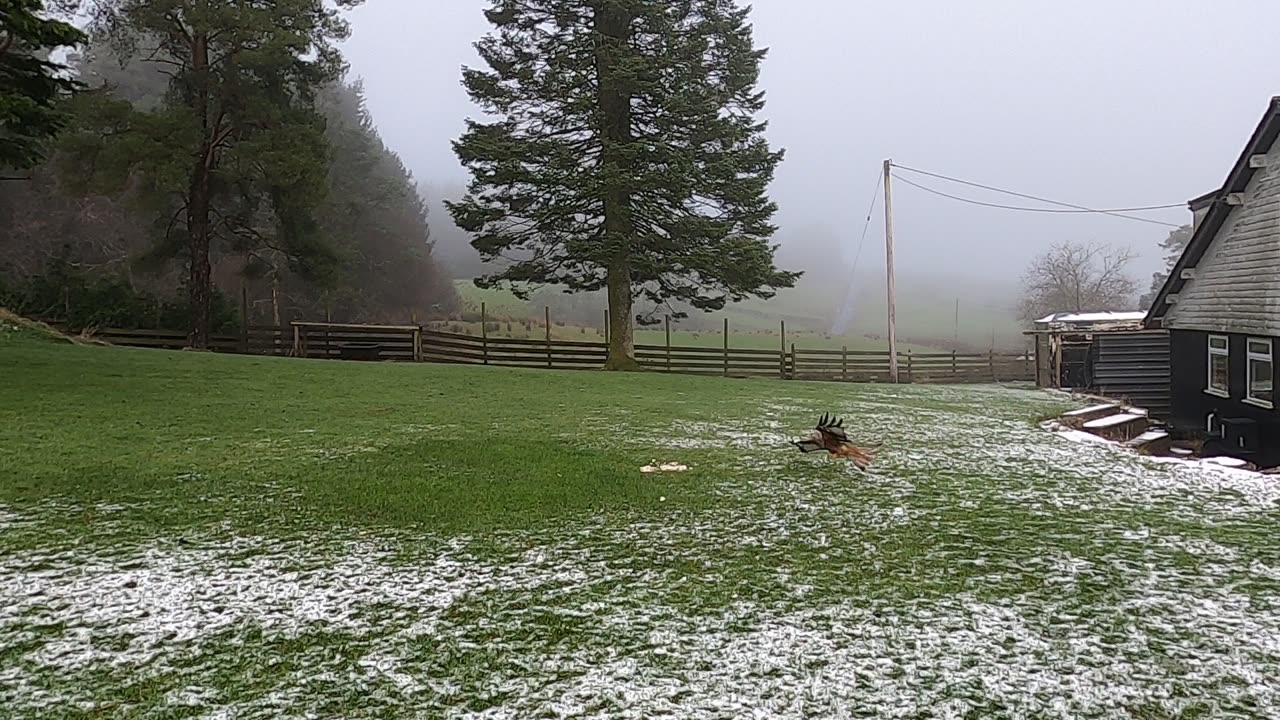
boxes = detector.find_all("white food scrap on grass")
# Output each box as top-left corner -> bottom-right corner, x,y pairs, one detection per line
640,461 -> 689,473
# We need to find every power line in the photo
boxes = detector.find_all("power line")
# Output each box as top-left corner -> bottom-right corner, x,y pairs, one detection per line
849,172 -> 883,275
892,163 -> 1186,212
890,163 -> 1183,228
831,172 -> 882,335
890,175 -> 1182,215
891,174 -> 1181,229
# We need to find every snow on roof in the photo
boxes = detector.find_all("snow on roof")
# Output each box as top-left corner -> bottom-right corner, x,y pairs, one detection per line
1036,311 -> 1148,325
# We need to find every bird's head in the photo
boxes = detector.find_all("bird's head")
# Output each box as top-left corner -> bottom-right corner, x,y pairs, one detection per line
805,429 -> 823,442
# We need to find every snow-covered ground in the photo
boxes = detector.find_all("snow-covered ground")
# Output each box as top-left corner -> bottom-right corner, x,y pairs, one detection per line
3,385 -> 1279,718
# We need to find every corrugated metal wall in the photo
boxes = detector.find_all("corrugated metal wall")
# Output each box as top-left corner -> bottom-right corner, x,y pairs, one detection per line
1090,331 -> 1171,419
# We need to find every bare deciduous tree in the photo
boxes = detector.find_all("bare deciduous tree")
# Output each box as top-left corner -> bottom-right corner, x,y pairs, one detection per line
1018,241 -> 1138,323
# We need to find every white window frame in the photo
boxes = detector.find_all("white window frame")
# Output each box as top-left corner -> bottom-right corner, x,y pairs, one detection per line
1206,334 -> 1230,398
1245,337 -> 1274,408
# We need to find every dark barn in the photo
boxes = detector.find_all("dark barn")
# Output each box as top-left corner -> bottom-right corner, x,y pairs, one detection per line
1147,97 -> 1280,468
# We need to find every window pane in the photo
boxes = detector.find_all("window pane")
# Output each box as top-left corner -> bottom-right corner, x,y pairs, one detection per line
1210,336 -> 1229,350
1249,339 -> 1272,356
1211,355 -> 1230,392
1249,358 -> 1273,404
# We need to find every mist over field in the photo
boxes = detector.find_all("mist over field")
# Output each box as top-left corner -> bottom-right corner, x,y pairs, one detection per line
347,0 -> 1280,348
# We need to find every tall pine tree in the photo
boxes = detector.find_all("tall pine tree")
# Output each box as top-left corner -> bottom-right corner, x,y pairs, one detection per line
62,0 -> 361,347
448,0 -> 798,369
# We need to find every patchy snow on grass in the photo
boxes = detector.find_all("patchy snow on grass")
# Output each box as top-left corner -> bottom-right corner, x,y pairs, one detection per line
0,505 -> 31,530
1043,419 -> 1280,512
4,384 -> 1280,718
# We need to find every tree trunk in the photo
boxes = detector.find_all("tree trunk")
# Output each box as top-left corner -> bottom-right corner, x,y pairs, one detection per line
604,254 -> 637,369
187,189 -> 212,348
186,29 -> 213,349
594,3 -> 639,371
271,274 -> 282,327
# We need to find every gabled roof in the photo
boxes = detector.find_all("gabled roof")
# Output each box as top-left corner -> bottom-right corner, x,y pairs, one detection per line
1146,96 -> 1280,328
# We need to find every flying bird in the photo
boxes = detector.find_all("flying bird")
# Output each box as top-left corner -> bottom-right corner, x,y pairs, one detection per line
792,413 -> 874,470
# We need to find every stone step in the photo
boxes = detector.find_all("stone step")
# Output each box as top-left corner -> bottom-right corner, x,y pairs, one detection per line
1060,403 -> 1122,428
1081,412 -> 1149,442
1125,429 -> 1171,454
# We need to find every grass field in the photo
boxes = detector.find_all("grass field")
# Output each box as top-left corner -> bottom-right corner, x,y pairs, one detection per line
448,279 -> 1027,352
3,321 -> 1280,718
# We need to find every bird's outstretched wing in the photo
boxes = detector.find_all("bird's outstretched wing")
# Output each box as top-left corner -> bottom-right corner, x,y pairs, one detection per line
816,413 -> 850,444
791,439 -> 824,453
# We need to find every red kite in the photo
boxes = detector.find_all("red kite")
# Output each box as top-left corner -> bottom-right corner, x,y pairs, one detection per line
792,413 -> 874,470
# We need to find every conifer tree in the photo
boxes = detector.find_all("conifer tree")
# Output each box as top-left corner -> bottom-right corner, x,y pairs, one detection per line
0,0 -> 85,171
62,0 -> 361,347
449,0 -> 798,368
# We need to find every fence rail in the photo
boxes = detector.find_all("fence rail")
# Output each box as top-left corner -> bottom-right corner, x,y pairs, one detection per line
68,323 -> 1034,385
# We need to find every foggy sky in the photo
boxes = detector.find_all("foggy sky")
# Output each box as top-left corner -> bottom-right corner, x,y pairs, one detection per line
340,0 -> 1280,287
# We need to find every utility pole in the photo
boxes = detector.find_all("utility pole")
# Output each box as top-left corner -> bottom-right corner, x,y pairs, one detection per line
883,158 -> 899,382
954,298 -> 960,348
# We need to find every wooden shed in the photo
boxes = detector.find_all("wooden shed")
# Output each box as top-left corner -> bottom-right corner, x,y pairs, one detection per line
1026,311 -> 1149,389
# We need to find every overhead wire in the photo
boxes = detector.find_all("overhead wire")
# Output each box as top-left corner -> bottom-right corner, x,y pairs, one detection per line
849,172 -> 883,275
831,172 -> 883,335
889,163 -> 1183,228
890,174 -> 1181,229
891,163 -> 1186,212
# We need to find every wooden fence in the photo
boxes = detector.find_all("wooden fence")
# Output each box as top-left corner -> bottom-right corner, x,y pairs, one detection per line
74,322 -> 1035,384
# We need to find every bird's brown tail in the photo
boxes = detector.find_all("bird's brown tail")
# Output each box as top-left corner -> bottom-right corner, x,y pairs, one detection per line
833,443 -> 874,470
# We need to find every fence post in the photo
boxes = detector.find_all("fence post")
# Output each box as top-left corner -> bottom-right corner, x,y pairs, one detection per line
481,301 -> 489,365
413,327 -> 423,362
790,343 -> 797,381
665,315 -> 672,373
323,306 -> 332,359
989,349 -> 996,382
907,350 -> 914,383
545,306 -> 552,368
723,317 -> 729,377
1052,335 -> 1062,389
240,284 -> 249,353
951,349 -> 957,379
779,320 -> 786,379
1024,349 -> 1031,382
291,323 -> 300,357
842,345 -> 848,382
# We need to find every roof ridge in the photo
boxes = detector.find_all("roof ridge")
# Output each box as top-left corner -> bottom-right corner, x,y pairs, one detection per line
1146,96 -> 1280,327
